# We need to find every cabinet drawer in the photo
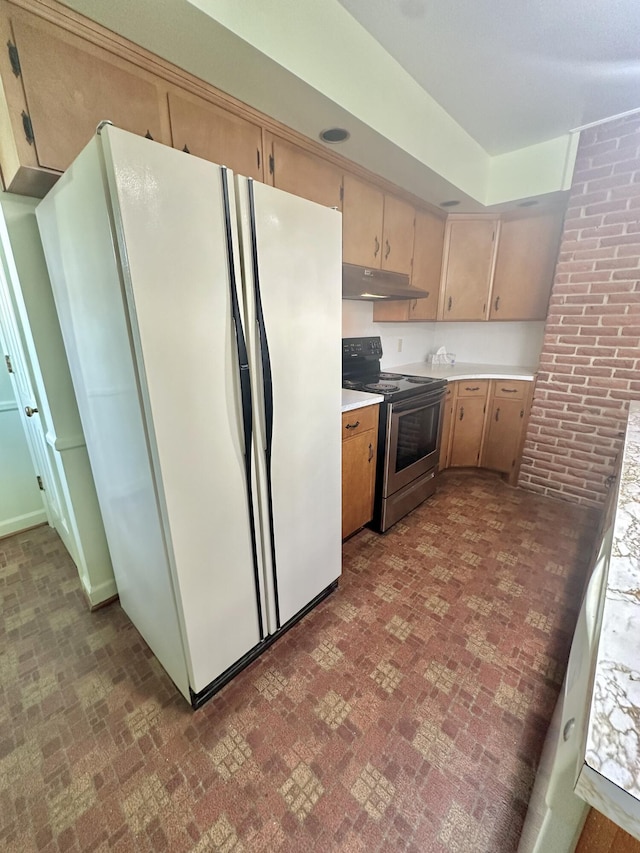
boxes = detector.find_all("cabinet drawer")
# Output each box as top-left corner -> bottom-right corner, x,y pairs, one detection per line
342,405 -> 379,440
493,380 -> 528,400
456,380 -> 489,398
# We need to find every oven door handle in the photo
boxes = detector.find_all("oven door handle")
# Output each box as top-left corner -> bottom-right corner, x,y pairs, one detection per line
391,388 -> 445,415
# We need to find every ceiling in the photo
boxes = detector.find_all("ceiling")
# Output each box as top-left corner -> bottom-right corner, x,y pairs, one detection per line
61,0 -> 640,210
337,0 -> 640,154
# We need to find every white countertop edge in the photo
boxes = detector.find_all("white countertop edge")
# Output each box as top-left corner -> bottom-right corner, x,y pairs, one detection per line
576,764 -> 640,840
579,400 -> 640,832
341,390 -> 384,413
384,361 -> 538,382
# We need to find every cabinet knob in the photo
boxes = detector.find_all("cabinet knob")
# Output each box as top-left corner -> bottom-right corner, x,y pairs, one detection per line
465,386 -> 480,392
345,420 -> 360,430
144,130 -> 154,140
494,295 -> 500,312
25,406 -> 39,417
495,407 -> 500,422
374,236 -> 380,258
501,388 -> 518,394
368,443 -> 374,462
384,239 -> 391,260
447,296 -> 452,312
459,406 -> 464,421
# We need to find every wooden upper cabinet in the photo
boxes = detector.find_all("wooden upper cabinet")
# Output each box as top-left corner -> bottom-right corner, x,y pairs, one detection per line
267,135 -> 342,208
1,11 -> 170,191
490,209 -> 564,320
409,208 -> 445,320
373,206 -> 444,322
342,174 -> 385,267
168,90 -> 263,180
439,217 -> 499,321
381,194 -> 414,275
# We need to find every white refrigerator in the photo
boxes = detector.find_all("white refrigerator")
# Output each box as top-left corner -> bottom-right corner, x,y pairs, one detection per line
36,125 -> 342,707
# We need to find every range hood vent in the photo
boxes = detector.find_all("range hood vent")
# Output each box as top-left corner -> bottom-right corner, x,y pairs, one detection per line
342,263 -> 428,301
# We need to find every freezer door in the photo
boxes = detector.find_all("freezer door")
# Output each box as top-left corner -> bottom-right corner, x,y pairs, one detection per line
40,126 -> 267,697
235,176 -> 342,631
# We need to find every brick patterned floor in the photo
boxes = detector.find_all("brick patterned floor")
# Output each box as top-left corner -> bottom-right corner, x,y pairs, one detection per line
0,470 -> 599,852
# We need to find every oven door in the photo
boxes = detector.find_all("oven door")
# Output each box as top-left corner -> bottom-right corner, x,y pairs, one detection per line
383,387 -> 445,498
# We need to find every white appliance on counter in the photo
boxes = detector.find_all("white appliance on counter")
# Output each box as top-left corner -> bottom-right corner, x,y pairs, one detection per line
517,526 -> 611,852
36,125 -> 342,708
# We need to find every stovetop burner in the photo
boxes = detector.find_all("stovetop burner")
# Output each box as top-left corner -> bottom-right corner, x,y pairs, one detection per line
405,376 -> 432,384
378,372 -> 403,381
363,382 -> 400,393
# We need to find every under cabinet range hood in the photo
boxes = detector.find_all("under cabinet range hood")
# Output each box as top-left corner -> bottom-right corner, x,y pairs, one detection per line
342,263 -> 428,301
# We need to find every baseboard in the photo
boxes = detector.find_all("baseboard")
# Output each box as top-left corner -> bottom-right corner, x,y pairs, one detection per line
0,509 -> 48,540
82,576 -> 119,609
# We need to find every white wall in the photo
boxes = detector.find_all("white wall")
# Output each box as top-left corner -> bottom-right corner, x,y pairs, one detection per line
0,353 -> 45,538
342,300 -> 545,368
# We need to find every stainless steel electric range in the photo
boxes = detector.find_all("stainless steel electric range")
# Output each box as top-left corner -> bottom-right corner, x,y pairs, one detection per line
342,336 -> 446,532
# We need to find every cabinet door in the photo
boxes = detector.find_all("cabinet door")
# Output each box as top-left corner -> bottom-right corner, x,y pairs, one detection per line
342,429 -> 377,539
409,208 -> 445,320
381,194 -> 415,275
342,174 -> 384,268
449,395 -> 487,468
490,210 -> 564,320
168,90 -> 263,180
268,135 -> 342,208
439,383 -> 454,470
439,218 -> 498,321
481,397 -> 526,474
10,16 -> 170,174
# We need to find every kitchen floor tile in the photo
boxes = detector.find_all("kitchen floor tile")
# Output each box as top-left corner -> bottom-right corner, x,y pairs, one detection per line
0,470 -> 599,851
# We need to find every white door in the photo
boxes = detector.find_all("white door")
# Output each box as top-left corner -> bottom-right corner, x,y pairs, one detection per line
235,177 -> 342,631
0,259 -> 62,531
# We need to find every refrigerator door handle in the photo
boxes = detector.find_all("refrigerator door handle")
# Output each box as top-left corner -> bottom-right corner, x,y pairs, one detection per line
246,178 -> 280,629
220,167 -> 265,641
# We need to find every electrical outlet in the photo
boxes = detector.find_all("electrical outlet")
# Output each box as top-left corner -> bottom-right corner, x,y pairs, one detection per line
397,338 -> 403,352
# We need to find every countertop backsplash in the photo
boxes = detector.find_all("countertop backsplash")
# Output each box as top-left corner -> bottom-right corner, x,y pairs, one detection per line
342,300 -> 545,370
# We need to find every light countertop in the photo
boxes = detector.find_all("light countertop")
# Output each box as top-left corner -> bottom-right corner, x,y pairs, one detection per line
575,400 -> 640,837
386,361 -> 538,382
341,389 -> 384,413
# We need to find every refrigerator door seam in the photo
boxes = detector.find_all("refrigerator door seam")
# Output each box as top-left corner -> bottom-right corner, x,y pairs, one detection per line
220,167 -> 265,641
246,178 -> 281,630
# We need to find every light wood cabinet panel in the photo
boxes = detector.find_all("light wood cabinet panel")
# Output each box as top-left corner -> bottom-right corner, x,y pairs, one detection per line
342,406 -> 378,440
439,217 -> 498,321
381,194 -> 415,275
409,208 -> 445,320
490,210 -> 564,320
4,12 -> 170,183
440,378 -> 533,481
373,206 -> 444,322
439,384 -> 454,469
168,90 -> 263,180
481,397 -> 526,475
342,174 -> 385,268
449,394 -> 487,468
268,135 -> 342,208
342,405 -> 379,539
576,808 -> 640,852
481,380 -> 532,484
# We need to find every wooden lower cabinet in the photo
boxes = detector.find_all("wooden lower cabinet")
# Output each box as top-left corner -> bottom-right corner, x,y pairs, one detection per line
441,379 -> 533,483
448,381 -> 489,468
439,384 -> 454,469
342,405 -> 379,539
576,808 -> 640,852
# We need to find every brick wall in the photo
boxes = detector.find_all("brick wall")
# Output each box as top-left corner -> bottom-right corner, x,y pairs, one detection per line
519,113 -> 640,507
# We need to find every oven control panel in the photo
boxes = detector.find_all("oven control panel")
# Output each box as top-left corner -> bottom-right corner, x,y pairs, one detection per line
342,336 -> 383,360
